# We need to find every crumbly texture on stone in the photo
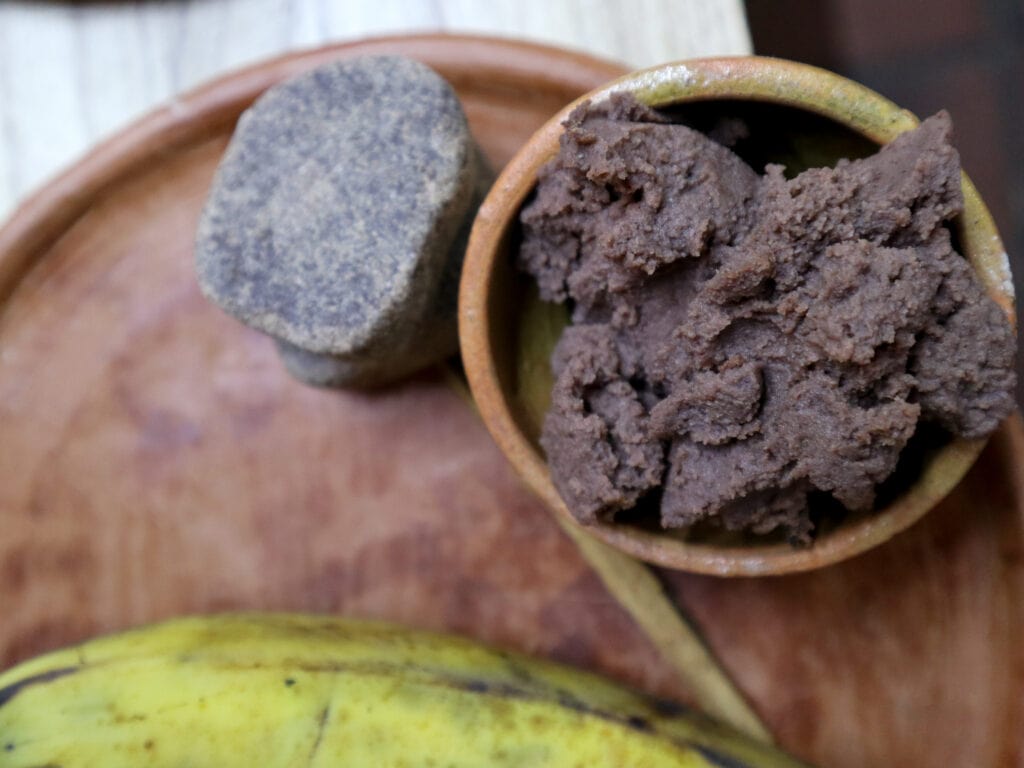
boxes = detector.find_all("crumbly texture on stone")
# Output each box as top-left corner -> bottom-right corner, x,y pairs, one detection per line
519,94 -> 1016,542
195,56 -> 489,387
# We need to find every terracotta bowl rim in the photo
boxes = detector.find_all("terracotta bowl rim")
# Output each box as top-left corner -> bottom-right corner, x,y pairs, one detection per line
458,55 -> 1016,576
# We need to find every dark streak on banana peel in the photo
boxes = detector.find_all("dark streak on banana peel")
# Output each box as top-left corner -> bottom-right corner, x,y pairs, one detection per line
0,656 -> 761,763
0,666 -> 78,708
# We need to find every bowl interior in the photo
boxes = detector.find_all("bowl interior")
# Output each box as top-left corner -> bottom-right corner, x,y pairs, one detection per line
465,58 -> 1014,575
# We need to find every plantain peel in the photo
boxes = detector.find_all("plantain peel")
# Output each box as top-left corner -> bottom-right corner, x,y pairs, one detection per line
0,614 -> 807,767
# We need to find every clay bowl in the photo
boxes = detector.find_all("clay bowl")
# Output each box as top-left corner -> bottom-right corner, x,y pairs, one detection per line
459,56 -> 1017,576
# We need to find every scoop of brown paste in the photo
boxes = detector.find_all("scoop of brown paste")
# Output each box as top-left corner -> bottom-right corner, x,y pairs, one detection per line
519,94 -> 1016,543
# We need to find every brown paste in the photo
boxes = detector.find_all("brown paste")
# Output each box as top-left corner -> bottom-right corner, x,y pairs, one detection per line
519,94 -> 1016,542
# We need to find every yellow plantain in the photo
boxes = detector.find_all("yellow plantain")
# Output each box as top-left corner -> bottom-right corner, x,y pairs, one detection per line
0,614 -> 807,767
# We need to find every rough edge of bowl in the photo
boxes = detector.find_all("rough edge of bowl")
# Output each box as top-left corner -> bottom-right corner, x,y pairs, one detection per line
459,55 -> 1017,577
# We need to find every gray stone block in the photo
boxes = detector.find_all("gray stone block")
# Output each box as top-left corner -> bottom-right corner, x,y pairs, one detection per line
195,55 -> 491,387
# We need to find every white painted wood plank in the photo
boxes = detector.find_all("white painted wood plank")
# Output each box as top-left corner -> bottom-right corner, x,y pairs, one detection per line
0,0 -> 751,220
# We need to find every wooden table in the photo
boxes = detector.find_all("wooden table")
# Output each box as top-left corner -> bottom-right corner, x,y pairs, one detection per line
0,0 -> 751,220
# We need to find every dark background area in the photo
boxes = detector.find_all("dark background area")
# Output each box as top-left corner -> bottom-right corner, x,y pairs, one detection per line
746,0 -> 1024,404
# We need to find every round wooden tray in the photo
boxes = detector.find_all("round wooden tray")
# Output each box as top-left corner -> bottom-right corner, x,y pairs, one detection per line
0,35 -> 1021,767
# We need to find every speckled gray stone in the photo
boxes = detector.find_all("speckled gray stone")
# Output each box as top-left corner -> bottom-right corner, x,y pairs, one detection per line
195,55 -> 491,387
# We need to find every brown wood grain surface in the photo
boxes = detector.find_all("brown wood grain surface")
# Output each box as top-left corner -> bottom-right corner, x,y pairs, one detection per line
0,36 -> 1021,767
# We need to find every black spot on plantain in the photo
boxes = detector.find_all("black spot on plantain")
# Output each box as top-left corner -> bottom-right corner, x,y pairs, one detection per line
693,745 -> 755,768
449,678 -> 530,700
650,696 -> 689,717
4,742 -> 13,751
284,678 -> 296,687
626,715 -> 653,733
0,666 -> 78,708
554,691 -> 588,714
